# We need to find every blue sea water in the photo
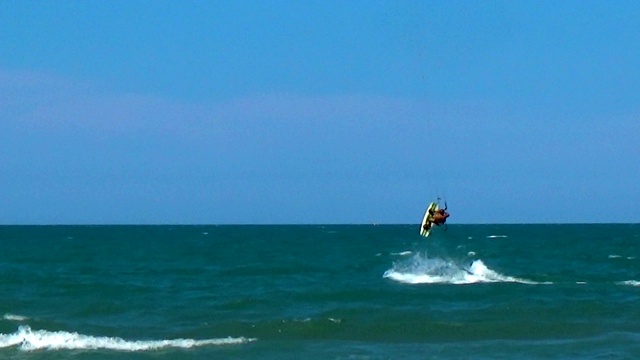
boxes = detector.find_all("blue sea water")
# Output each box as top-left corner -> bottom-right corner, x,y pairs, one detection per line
1,224 -> 639,359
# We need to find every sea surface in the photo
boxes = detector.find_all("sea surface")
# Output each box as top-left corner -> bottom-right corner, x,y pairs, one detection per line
1,224 -> 639,359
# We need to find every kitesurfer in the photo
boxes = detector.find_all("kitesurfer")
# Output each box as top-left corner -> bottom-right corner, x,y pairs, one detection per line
430,208 -> 449,226
422,202 -> 449,231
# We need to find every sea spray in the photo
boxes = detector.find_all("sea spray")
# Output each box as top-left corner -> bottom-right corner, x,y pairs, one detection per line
383,253 -> 542,285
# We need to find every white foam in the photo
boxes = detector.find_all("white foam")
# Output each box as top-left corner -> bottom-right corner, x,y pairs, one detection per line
391,251 -> 412,256
383,254 -> 544,285
0,326 -> 255,352
618,280 -> 640,287
609,255 -> 636,260
3,314 -> 28,321
487,235 -> 508,239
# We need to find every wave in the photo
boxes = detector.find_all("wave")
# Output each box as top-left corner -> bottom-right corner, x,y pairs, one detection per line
383,254 -> 542,285
609,255 -> 636,260
390,251 -> 413,256
3,314 -> 28,321
618,280 -> 640,287
0,326 -> 255,352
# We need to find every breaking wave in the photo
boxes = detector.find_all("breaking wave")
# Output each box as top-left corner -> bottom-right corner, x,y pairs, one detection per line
0,325 -> 255,352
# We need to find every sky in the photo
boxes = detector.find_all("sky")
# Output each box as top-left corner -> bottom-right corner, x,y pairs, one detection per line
1,1 -> 639,224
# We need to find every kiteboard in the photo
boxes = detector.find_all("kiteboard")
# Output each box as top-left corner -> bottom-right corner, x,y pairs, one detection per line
419,202 -> 438,237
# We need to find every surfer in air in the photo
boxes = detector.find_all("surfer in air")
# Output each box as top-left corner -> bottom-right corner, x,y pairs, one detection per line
430,207 -> 449,227
422,202 -> 449,232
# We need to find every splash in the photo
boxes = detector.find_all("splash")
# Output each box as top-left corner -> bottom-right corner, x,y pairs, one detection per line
0,326 -> 255,352
383,254 -> 540,285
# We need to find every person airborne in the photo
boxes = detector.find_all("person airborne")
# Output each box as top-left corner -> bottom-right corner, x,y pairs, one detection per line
422,202 -> 449,231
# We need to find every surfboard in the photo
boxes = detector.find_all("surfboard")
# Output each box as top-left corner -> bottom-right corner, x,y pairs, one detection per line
419,202 -> 439,237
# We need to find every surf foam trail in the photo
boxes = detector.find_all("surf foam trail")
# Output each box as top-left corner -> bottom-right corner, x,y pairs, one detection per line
0,326 -> 255,352
383,253 -> 539,285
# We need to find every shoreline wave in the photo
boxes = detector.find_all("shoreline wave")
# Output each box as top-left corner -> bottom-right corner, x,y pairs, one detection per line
0,326 -> 255,352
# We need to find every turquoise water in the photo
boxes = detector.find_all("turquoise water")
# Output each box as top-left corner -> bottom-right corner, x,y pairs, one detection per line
1,224 -> 639,359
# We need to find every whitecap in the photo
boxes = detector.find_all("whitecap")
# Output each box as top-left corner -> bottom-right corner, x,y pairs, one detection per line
609,255 -> 622,259
0,326 -> 255,352
618,280 -> 640,287
487,235 -> 508,239
3,314 -> 28,321
390,251 -> 412,256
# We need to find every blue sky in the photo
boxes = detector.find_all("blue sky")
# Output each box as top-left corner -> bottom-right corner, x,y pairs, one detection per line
1,1 -> 639,224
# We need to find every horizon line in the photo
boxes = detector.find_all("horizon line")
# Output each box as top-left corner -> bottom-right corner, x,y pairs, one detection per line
0,222 -> 637,226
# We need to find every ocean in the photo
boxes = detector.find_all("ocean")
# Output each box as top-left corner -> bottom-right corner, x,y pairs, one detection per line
0,224 -> 639,359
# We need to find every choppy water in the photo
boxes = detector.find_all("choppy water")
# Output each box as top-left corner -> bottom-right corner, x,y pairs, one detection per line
1,224 -> 639,359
